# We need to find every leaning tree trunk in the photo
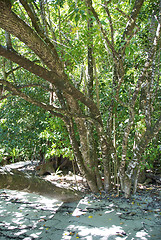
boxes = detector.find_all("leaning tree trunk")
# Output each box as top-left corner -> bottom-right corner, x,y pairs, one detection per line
96,124 -> 113,191
0,164 -> 82,202
65,95 -> 102,192
120,115 -> 161,198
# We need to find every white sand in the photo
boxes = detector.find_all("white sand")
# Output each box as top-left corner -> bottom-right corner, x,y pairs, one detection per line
0,189 -> 160,239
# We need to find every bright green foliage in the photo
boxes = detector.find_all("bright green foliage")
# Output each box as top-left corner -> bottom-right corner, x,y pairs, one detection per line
143,135 -> 161,172
39,116 -> 74,161
0,97 -> 45,161
0,98 -> 73,163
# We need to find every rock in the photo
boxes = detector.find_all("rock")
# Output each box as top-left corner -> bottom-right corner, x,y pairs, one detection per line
144,178 -> 153,185
35,161 -> 55,175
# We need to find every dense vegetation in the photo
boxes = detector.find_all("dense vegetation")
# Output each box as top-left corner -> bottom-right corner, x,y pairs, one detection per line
0,0 -> 160,197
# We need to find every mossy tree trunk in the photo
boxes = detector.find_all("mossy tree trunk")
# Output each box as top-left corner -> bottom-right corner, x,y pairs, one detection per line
0,165 -> 82,202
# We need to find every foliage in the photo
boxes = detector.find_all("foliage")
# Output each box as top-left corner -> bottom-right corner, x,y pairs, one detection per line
0,97 -> 73,163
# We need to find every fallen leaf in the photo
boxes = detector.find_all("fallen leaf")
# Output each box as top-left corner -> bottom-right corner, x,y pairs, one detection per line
116,231 -> 127,237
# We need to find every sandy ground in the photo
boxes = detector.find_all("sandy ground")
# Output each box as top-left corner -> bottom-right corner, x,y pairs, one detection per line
0,185 -> 161,240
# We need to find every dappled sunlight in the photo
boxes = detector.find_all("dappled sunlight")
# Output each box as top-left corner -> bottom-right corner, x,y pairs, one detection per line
0,189 -> 63,209
39,196 -> 62,210
63,225 -> 125,239
136,230 -> 150,240
0,189 -> 160,239
4,161 -> 33,169
59,198 -> 127,239
57,193 -> 160,239
0,189 -> 63,239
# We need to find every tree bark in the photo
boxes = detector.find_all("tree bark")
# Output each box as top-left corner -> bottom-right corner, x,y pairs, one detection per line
0,164 -> 82,202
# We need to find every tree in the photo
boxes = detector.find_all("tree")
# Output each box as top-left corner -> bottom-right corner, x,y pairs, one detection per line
0,0 -> 160,197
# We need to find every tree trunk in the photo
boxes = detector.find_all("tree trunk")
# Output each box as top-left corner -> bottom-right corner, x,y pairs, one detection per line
0,164 -> 82,202
120,115 -> 161,197
65,96 -> 101,192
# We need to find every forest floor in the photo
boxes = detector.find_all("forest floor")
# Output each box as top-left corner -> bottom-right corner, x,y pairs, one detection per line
0,170 -> 161,240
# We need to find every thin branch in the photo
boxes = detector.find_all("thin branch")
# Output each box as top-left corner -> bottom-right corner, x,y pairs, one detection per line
132,20 -> 161,105
0,78 -> 98,124
116,20 -> 160,117
0,94 -> 11,100
120,0 -> 145,54
121,26 -> 140,56
19,0 -> 63,69
115,7 -> 140,30
16,83 -> 52,92
5,31 -> 13,50
19,0 -> 43,36
5,59 -> 41,78
85,0 -> 119,60
116,7 -> 130,19
0,78 -> 65,113
85,0 -> 125,81
6,66 -> 22,78
102,2 -> 114,45
39,0 -> 48,35
125,113 -> 161,181
120,108 -> 135,174
132,113 -> 161,163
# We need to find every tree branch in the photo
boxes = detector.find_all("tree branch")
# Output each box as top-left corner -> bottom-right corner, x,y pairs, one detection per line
85,0 -> 119,60
19,0 -> 56,55
0,45 -> 101,123
119,109 -> 135,176
0,78 -> 65,114
0,45 -> 62,86
132,20 -> 161,105
6,66 -> 22,77
102,2 -> 114,45
19,0 -> 43,35
16,83 -> 52,92
0,94 -> 11,101
120,0 -> 145,54
125,114 -> 161,178
0,1 -> 102,123
0,0 -> 63,76
0,78 -> 97,124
